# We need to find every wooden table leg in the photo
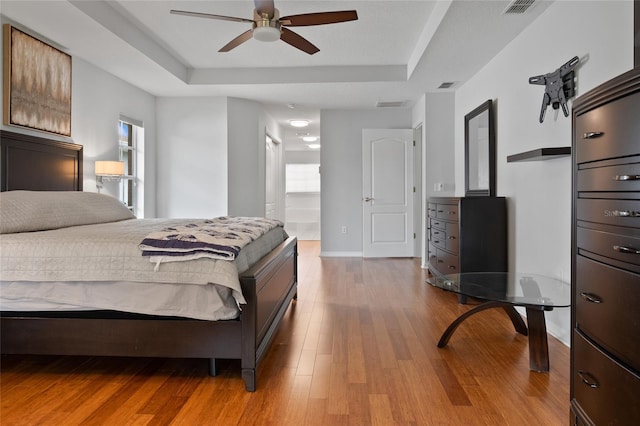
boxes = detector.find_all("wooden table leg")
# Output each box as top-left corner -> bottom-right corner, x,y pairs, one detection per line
437,301 -> 528,348
525,306 -> 550,372
438,302 -> 551,372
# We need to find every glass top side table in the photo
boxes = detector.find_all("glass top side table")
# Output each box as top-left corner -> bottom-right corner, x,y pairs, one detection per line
428,272 -> 570,372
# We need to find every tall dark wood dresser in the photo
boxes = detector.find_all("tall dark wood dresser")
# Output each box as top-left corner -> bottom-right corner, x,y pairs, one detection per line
427,197 -> 507,280
571,67 -> 640,425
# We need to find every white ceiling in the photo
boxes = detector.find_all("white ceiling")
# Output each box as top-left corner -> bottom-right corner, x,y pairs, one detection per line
1,0 -> 553,150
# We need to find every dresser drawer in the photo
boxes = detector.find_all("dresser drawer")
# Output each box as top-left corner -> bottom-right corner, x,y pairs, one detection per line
430,217 -> 446,231
430,227 -> 447,250
445,226 -> 459,252
577,227 -> 640,266
576,199 -> 640,227
428,203 -> 437,218
431,248 -> 458,275
575,255 -> 640,370
577,162 -> 640,192
575,91 -> 640,164
428,242 -> 437,265
435,204 -> 458,220
573,331 -> 640,426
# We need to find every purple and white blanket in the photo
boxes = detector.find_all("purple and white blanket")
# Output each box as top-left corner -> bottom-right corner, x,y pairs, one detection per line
139,216 -> 284,266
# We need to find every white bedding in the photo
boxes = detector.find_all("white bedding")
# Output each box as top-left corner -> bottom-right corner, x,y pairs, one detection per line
0,191 -> 288,320
0,220 -> 287,320
0,279 -> 241,321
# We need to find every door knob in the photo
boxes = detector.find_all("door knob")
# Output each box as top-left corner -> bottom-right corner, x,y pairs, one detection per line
363,197 -> 374,202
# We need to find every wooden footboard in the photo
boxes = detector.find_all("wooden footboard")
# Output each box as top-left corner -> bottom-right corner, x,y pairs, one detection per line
0,236 -> 298,392
239,236 -> 298,391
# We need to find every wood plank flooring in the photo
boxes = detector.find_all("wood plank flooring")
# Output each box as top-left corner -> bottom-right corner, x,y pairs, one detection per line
0,241 -> 570,425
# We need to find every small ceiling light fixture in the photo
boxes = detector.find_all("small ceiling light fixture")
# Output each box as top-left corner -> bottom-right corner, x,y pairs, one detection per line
289,119 -> 310,128
307,144 -> 321,150
302,136 -> 318,142
253,25 -> 281,42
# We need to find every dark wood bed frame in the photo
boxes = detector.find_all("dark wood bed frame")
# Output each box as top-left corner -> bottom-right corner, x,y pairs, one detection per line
0,129 -> 298,392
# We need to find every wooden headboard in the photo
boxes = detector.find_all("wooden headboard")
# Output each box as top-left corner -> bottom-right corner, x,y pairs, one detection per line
0,130 -> 83,192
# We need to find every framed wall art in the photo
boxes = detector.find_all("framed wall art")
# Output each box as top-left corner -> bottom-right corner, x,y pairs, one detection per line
3,25 -> 71,137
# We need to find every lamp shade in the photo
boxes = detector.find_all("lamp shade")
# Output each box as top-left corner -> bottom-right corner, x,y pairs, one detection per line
95,160 -> 125,176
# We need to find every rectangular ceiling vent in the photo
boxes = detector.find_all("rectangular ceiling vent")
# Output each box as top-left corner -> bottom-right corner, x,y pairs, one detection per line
376,101 -> 407,108
438,82 -> 455,89
503,0 -> 536,15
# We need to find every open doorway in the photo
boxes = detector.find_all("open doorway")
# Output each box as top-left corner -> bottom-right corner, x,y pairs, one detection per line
285,162 -> 321,240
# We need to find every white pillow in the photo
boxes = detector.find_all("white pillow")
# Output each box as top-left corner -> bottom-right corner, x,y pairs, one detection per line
0,191 -> 135,234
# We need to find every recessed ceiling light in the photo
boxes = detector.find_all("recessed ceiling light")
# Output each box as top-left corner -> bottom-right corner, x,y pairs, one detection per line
290,120 -> 310,128
302,136 -> 318,142
307,144 -> 321,149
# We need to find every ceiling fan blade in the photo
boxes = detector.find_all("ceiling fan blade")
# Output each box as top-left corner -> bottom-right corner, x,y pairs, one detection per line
219,29 -> 254,52
170,10 -> 254,24
280,28 -> 319,55
280,10 -> 358,27
254,0 -> 275,18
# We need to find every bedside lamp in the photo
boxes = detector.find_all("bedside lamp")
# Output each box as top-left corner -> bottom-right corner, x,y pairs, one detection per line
95,160 -> 125,193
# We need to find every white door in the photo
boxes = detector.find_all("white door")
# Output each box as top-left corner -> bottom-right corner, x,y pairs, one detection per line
362,129 -> 414,257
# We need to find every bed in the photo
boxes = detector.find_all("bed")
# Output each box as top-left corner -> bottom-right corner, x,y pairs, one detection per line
0,129 -> 298,392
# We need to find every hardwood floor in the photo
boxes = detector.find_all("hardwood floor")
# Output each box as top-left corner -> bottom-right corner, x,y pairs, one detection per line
0,241 -> 570,425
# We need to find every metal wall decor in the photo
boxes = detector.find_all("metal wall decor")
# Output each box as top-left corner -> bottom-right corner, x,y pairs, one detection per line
529,56 -> 579,123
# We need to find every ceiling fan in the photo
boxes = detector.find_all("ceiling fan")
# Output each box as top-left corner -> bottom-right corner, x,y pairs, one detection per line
170,0 -> 358,55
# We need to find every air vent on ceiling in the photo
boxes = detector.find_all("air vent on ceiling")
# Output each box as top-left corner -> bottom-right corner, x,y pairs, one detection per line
438,82 -> 455,89
376,101 -> 407,108
503,0 -> 536,15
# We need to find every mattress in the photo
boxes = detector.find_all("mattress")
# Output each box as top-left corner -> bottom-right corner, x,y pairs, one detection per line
0,222 -> 287,320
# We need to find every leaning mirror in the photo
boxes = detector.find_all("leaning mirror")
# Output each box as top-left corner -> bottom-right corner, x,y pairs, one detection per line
465,99 -> 495,197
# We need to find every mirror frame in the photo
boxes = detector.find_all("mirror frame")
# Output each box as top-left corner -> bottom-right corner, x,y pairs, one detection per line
464,99 -> 495,197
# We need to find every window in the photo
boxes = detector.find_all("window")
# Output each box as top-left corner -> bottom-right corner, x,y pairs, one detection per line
285,163 -> 320,193
118,116 -> 144,217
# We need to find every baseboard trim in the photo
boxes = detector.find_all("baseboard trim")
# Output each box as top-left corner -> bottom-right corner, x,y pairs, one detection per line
320,251 -> 363,257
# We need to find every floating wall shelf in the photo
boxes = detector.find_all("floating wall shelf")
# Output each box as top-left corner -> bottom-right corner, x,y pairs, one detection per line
507,147 -> 571,162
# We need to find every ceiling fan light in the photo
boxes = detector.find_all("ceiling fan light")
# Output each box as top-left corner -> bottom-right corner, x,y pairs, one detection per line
253,26 -> 280,42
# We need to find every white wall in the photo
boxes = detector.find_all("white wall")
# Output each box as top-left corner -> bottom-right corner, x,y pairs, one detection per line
155,96 -> 283,219
425,93 -> 456,199
227,98 -> 284,219
412,92 -> 456,266
320,108 -> 412,255
454,0 -> 634,345
285,150 -> 321,164
0,36 -> 158,216
155,97 -> 228,218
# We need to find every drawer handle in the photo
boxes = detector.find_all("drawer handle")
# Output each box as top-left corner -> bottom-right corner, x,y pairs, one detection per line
433,231 -> 441,235
430,255 -> 436,259
582,131 -> 604,139
434,240 -> 440,244
613,245 -> 640,254
437,210 -> 444,213
613,175 -> 640,181
448,236 -> 456,240
448,266 -> 456,270
606,210 -> 640,217
577,370 -> 599,389
580,292 -> 602,303
448,211 -> 456,215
